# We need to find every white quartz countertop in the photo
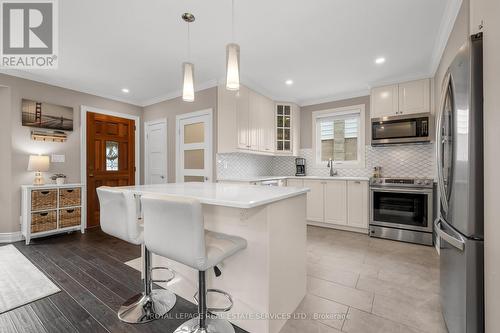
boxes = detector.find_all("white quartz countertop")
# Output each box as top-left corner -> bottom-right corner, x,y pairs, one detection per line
115,182 -> 309,209
217,176 -> 370,182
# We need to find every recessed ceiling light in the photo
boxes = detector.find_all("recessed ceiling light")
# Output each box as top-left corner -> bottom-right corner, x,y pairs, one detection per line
375,57 -> 386,64
285,79 -> 294,85
121,88 -> 130,93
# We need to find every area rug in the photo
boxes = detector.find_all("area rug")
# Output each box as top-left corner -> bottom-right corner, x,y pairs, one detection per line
0,245 -> 60,313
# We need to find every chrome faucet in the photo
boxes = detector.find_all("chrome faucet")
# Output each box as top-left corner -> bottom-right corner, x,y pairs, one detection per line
327,158 -> 337,176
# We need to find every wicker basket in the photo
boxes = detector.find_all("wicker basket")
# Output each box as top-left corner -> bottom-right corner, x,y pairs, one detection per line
59,188 -> 81,207
31,211 -> 57,233
31,189 -> 57,211
59,208 -> 81,228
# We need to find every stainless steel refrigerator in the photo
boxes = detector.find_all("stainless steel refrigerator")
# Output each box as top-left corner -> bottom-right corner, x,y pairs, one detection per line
435,33 -> 484,333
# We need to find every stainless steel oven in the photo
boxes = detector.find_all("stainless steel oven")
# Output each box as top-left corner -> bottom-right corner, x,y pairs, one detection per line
369,177 -> 434,245
371,113 -> 434,146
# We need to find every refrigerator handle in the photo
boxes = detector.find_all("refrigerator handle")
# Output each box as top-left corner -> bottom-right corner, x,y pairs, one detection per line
434,218 -> 465,251
436,72 -> 451,213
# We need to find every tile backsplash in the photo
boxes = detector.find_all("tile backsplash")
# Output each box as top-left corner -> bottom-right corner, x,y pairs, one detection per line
217,144 -> 435,180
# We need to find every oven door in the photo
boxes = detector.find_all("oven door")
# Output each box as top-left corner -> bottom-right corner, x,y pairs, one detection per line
370,187 -> 433,232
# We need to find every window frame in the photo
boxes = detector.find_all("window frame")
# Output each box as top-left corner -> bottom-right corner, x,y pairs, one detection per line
312,104 -> 366,169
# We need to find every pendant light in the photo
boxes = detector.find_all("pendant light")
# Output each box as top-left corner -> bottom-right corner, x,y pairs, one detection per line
182,13 -> 195,102
226,0 -> 240,91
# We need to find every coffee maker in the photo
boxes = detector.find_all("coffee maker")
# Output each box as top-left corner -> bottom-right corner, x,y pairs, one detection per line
295,158 -> 306,176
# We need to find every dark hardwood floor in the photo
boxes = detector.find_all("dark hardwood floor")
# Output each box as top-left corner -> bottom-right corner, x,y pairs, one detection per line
0,229 -> 247,333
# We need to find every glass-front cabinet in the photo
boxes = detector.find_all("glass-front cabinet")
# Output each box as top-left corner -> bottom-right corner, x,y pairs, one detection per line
276,104 -> 292,153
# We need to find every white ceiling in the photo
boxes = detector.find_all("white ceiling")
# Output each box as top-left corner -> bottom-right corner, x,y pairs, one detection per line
1,0 -> 459,106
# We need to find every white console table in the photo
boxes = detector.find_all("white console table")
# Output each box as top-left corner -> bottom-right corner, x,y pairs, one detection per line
21,184 -> 85,245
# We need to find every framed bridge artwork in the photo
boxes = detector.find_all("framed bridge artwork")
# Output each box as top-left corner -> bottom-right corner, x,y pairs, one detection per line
22,99 -> 73,131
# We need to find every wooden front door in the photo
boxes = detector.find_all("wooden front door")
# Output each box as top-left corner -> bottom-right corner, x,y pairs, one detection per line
86,112 -> 135,228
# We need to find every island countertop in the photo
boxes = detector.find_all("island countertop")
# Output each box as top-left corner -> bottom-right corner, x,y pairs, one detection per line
115,182 -> 309,209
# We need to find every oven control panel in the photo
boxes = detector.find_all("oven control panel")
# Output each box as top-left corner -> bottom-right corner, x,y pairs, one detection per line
370,177 -> 434,188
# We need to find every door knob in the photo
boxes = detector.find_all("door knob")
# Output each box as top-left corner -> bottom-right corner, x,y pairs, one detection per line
160,176 -> 165,179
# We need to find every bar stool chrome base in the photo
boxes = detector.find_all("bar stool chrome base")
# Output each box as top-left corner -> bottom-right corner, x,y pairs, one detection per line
173,317 -> 235,333
118,289 -> 177,323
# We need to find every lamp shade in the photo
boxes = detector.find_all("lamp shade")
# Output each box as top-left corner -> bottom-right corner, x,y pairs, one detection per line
226,43 -> 240,91
28,155 -> 50,172
182,62 -> 195,102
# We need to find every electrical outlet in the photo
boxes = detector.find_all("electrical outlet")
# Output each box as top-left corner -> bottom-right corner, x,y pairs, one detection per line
51,154 -> 65,163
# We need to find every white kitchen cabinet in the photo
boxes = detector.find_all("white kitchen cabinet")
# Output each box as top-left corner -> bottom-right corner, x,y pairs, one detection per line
324,180 -> 347,225
470,0 -> 485,34
286,179 -> 304,187
398,79 -> 430,115
236,86 -> 250,150
258,95 -> 275,153
371,84 -> 399,118
247,90 -> 261,151
347,180 -> 369,229
218,84 -> 290,155
370,79 -> 431,118
303,180 -> 324,222
275,103 -> 300,156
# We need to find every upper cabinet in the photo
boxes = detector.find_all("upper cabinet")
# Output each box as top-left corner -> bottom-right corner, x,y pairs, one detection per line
275,103 -> 300,156
370,78 -> 431,118
370,84 -> 399,118
218,84 -> 300,156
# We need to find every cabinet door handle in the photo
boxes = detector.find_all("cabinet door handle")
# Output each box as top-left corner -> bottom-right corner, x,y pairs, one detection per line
354,181 -> 361,184
40,191 -> 50,195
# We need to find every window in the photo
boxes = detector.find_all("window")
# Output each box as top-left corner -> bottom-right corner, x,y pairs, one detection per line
313,105 -> 365,168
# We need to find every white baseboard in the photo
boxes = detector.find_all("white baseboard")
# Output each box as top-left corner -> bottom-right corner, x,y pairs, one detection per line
0,232 -> 23,243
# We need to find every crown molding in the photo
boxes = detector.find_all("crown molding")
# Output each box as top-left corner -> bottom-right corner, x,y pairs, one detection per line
0,69 -> 143,106
429,0 -> 463,76
299,89 -> 370,107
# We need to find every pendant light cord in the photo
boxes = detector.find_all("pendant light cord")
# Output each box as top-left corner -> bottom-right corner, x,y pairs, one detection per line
187,22 -> 191,61
231,0 -> 235,42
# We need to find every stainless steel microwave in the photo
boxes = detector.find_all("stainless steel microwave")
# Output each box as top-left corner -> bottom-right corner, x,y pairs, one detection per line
371,113 -> 434,146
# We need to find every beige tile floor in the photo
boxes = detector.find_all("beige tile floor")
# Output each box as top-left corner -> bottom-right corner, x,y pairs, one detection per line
280,226 -> 448,333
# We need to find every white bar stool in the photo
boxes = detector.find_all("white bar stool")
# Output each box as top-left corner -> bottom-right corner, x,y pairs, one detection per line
141,194 -> 247,333
97,187 -> 177,323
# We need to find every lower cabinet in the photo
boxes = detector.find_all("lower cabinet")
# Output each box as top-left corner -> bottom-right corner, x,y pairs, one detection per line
303,180 -> 324,222
347,180 -> 369,229
288,178 -> 368,231
324,181 -> 347,225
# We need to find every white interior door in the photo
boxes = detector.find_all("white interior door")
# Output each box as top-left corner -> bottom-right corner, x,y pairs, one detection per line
145,120 -> 167,184
176,110 -> 213,182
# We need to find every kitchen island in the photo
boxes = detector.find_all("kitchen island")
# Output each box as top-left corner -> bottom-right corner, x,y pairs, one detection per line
114,182 -> 309,333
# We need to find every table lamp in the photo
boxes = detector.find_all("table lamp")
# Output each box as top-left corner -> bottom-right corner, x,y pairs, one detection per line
27,155 -> 50,185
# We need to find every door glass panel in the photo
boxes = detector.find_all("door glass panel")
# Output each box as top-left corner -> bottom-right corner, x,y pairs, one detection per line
277,105 -> 283,115
184,176 -> 205,182
277,129 -> 283,140
277,141 -> 283,150
184,149 -> 204,169
184,122 -> 204,144
373,191 -> 428,228
284,129 -> 290,140
105,141 -> 119,171
441,84 -> 454,202
284,116 -> 291,127
277,115 -> 283,127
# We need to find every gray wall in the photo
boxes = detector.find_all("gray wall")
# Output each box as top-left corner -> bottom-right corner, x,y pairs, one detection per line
0,74 -> 142,234
142,87 -> 217,183
299,95 -> 371,149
